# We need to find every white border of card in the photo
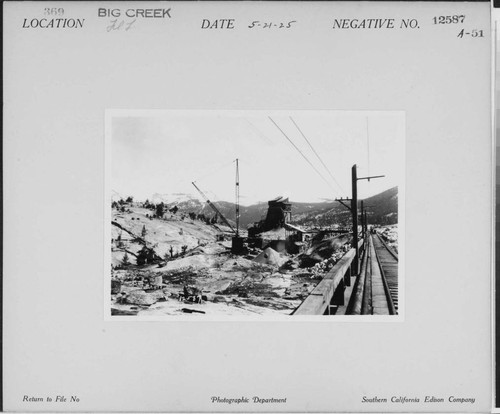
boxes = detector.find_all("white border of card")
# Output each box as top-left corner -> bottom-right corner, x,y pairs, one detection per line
3,1 -> 491,412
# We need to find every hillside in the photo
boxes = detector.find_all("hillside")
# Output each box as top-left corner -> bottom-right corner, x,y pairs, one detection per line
283,187 -> 398,228
110,203 -> 352,317
362,186 -> 398,225
113,186 -> 398,231
111,206 -> 234,268
109,188 -> 397,316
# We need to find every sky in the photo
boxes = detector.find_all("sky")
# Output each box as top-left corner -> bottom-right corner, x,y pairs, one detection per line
111,111 -> 404,205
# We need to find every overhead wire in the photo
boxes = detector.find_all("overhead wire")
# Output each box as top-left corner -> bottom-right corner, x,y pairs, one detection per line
289,116 -> 346,194
193,159 -> 235,184
268,116 -> 340,195
245,118 -> 273,144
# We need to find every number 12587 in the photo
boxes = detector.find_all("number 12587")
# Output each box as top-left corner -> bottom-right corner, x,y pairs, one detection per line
433,15 -> 465,24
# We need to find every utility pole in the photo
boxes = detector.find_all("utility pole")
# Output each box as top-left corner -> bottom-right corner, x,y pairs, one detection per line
351,165 -> 359,275
337,164 -> 384,276
353,164 -> 384,274
235,158 -> 240,237
360,200 -> 365,239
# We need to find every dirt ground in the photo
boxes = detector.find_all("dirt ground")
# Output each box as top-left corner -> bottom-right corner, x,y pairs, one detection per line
110,206 -> 351,316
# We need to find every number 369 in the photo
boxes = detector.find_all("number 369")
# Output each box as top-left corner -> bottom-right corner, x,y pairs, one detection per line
44,8 -> 64,16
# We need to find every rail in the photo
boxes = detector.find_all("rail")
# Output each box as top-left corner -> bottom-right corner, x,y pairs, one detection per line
373,233 -> 398,315
293,239 -> 364,315
347,233 -> 398,315
375,231 -> 398,261
347,236 -> 370,315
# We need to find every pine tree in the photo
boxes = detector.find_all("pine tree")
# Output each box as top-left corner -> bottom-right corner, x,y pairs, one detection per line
147,248 -> 156,263
122,252 -> 130,267
156,202 -> 165,218
141,225 -> 147,238
116,232 -> 123,248
136,246 -> 148,266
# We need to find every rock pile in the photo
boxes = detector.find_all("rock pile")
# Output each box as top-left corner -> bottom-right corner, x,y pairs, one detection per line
121,289 -> 166,306
253,247 -> 285,266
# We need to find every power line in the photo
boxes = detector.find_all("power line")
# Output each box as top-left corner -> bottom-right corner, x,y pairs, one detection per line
268,116 -> 339,195
193,159 -> 235,183
289,116 -> 346,194
245,118 -> 273,144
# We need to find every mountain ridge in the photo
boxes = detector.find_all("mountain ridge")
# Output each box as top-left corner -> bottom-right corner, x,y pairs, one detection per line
112,187 -> 398,227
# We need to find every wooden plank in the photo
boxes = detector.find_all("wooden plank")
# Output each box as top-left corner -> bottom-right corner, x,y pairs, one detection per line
335,278 -> 356,315
362,238 -> 373,315
349,238 -> 369,315
294,247 -> 358,315
372,234 -> 398,314
370,235 -> 390,315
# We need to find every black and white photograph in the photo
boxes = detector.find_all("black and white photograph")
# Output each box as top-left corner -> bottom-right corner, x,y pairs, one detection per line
4,0 -> 492,411
107,111 -> 404,318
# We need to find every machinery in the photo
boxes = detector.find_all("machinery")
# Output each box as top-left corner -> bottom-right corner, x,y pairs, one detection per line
191,158 -> 244,254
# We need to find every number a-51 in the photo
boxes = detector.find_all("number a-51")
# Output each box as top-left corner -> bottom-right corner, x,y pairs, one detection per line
457,29 -> 484,38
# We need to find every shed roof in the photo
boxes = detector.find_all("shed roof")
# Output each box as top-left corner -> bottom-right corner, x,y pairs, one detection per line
284,223 -> 305,233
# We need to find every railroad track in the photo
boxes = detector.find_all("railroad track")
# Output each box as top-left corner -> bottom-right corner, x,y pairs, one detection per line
371,233 -> 398,314
293,234 -> 398,316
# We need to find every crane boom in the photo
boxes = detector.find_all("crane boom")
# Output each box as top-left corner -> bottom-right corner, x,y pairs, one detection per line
191,182 -> 235,233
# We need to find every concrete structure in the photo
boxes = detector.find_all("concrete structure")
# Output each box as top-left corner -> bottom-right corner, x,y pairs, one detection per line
264,196 -> 292,228
249,196 -> 292,237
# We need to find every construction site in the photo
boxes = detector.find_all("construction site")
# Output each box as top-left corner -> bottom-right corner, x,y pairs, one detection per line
110,114 -> 401,316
